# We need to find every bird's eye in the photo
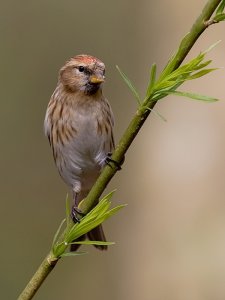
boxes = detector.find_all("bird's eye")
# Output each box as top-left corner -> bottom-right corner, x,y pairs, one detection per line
78,66 -> 85,72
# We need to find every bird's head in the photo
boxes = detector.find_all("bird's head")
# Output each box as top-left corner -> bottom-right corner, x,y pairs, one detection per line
59,54 -> 105,95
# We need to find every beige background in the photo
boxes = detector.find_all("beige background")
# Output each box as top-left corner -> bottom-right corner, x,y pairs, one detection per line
1,1 -> 225,299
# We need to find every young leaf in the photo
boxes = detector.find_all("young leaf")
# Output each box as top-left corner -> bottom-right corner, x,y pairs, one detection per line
116,65 -> 142,105
168,90 -> 219,102
204,40 -> 221,54
187,68 -> 217,80
216,0 -> 225,15
52,219 -> 66,248
60,251 -> 87,257
154,79 -> 179,91
214,13 -> 225,22
105,204 -> 127,218
146,63 -> 157,99
194,60 -> 212,70
70,240 -> 115,246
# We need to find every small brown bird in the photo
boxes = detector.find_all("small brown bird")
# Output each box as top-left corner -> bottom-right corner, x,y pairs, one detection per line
44,55 -> 115,250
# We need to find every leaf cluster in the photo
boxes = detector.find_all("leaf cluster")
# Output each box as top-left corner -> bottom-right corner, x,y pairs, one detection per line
117,41 -> 221,111
52,191 -> 126,258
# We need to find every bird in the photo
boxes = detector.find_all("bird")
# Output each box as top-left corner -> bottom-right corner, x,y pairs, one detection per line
44,54 -> 115,250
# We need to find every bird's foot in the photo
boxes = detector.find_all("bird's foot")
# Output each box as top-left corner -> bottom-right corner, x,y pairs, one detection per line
105,152 -> 123,170
71,206 -> 86,223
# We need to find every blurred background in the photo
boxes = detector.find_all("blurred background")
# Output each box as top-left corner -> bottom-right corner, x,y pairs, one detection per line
1,0 -> 225,299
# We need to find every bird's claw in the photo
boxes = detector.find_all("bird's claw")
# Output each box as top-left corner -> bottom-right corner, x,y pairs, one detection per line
105,152 -> 123,170
71,206 -> 86,223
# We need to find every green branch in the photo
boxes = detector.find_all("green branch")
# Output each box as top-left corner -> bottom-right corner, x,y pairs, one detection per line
18,1 -> 225,299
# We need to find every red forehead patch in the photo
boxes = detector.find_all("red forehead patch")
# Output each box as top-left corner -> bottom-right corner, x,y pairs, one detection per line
74,54 -> 101,64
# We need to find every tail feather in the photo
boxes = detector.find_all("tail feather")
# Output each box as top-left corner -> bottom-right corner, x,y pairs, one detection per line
87,224 -> 107,250
70,234 -> 86,252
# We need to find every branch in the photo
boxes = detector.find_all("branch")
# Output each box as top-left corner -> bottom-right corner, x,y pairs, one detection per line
18,253 -> 58,300
18,0 -> 224,299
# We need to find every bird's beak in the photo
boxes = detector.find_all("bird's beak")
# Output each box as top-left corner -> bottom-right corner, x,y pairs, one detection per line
89,76 -> 104,84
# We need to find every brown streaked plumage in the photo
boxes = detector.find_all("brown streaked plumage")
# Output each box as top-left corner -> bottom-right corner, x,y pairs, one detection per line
44,55 -> 114,251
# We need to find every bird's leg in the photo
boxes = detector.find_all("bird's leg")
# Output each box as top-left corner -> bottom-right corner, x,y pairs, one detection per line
105,152 -> 123,170
71,192 -> 86,223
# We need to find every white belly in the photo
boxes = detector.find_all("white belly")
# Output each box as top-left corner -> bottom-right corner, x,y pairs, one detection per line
55,122 -> 109,194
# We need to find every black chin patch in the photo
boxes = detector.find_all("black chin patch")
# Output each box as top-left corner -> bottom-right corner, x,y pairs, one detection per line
85,83 -> 100,95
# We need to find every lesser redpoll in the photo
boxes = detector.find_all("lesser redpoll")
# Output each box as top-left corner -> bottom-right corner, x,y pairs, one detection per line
44,55 -> 115,250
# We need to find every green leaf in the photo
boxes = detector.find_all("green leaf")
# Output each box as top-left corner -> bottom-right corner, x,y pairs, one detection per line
116,65 -> 142,105
214,13 -> 225,22
70,240 -> 115,246
146,63 -> 157,99
165,68 -> 191,82
188,68 -> 217,80
105,204 -> 127,218
60,251 -> 87,257
154,79 -> 180,91
204,40 -> 221,54
216,0 -> 225,15
168,90 -> 219,102
194,60 -> 212,70
52,219 -> 66,248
